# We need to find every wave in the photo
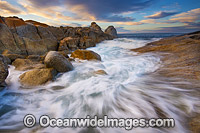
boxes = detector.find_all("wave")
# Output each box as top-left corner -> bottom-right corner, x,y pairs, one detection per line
0,38 -> 199,133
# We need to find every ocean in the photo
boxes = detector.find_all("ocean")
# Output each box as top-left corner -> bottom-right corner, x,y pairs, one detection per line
0,33 -> 196,133
118,33 -> 182,39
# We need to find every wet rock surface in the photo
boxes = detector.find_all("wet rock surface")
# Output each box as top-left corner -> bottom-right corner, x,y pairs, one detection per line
44,51 -> 73,72
0,16 -> 117,87
132,31 -> 200,133
19,68 -> 57,86
71,49 -> 101,61
0,55 -> 9,87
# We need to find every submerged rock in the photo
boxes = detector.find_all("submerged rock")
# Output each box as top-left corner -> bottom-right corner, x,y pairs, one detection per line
71,49 -> 101,61
0,55 -> 8,87
105,26 -> 117,38
19,68 -> 57,86
44,51 -> 73,72
93,70 -> 107,75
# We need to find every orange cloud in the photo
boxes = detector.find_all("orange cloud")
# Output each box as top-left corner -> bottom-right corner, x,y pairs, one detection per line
68,4 -> 96,21
0,0 -> 23,15
145,11 -> 178,19
18,0 -> 96,22
140,19 -> 170,24
170,8 -> 200,23
116,21 -> 143,25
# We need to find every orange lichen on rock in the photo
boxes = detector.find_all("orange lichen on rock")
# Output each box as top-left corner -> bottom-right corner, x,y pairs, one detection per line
25,20 -> 49,27
71,49 -> 101,61
132,31 -> 200,81
4,17 -> 26,28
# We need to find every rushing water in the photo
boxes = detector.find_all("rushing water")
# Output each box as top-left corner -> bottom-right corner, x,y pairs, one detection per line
0,35 -> 199,133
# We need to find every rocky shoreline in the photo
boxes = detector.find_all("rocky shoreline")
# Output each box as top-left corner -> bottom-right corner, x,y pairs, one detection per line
132,31 -> 200,81
132,31 -> 200,133
0,16 -> 200,132
0,16 -> 117,87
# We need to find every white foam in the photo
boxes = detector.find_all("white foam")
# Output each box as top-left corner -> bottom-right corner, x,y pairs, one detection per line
0,38 -> 199,133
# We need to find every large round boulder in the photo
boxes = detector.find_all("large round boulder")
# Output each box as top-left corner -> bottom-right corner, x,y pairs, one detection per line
19,68 -> 57,86
44,51 -> 73,72
0,55 -> 9,87
71,49 -> 101,61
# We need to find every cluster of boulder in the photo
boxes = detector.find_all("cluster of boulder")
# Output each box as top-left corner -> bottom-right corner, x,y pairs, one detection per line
0,16 -> 117,87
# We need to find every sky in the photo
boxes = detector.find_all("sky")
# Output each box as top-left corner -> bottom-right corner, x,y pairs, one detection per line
0,0 -> 200,33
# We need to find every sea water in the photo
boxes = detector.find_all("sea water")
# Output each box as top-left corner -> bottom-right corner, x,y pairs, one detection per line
0,33 -> 199,133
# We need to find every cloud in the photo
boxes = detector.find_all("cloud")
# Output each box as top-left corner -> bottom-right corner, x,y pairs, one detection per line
26,0 -> 60,8
145,11 -> 178,19
116,27 -> 132,33
155,25 -> 199,33
0,0 -> 22,14
68,22 -> 82,27
18,0 -> 74,22
24,0 -> 153,22
170,8 -> 200,23
65,4 -> 96,20
18,1 -> 56,20
116,21 -> 143,25
19,0 -> 96,22
140,8 -> 200,29
140,19 -> 170,24
162,2 -> 181,10
48,21 -> 83,27
185,22 -> 200,28
55,12 -> 74,20
2,0 -> 198,34
100,15 -> 135,22
138,21 -> 200,33
65,0 -> 153,15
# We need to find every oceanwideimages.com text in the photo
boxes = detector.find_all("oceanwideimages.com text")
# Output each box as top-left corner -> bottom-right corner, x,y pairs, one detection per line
24,114 -> 175,130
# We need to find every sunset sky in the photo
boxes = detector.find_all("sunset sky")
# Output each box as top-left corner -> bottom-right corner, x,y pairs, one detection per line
0,0 -> 200,33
